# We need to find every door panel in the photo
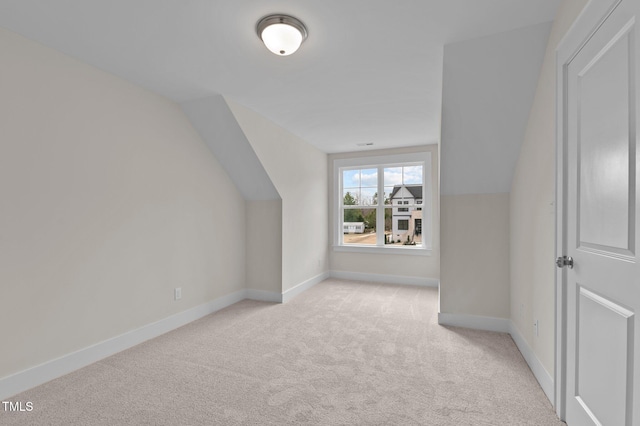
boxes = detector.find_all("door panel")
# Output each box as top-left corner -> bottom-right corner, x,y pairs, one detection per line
576,285 -> 634,426
564,0 -> 640,424
578,24 -> 634,254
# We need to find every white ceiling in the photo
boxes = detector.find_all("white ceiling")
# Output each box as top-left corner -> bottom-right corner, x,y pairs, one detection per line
0,0 -> 560,153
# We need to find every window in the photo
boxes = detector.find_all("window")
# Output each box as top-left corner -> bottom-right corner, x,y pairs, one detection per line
334,152 -> 432,254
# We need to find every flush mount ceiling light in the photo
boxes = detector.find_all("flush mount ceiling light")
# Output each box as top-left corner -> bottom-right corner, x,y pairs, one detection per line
256,14 -> 308,56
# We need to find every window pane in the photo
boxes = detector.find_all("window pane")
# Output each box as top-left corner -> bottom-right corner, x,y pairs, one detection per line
384,207 -> 396,244
386,208 -> 421,246
343,209 -> 376,245
360,187 -> 377,206
361,208 -> 376,231
343,169 -> 360,188
360,168 -> 377,187
403,166 -> 423,184
343,189 -> 359,206
384,165 -> 423,201
361,168 -> 377,206
342,189 -> 377,206
384,167 -> 403,187
383,187 -> 394,205
413,216 -> 423,245
342,168 -> 377,206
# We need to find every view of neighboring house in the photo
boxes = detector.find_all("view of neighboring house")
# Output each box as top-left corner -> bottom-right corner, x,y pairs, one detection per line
343,222 -> 365,234
389,184 -> 422,243
342,184 -> 423,244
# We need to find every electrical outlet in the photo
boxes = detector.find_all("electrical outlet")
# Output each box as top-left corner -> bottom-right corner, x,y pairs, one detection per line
174,287 -> 182,301
534,319 -> 539,337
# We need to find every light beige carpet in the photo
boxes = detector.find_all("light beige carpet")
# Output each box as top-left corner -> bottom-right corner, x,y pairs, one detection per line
2,279 -> 563,425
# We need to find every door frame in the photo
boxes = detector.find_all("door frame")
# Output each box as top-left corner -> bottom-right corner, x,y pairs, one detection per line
555,0 -> 625,420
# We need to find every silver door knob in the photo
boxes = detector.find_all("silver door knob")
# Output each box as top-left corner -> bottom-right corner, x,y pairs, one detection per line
556,256 -> 574,269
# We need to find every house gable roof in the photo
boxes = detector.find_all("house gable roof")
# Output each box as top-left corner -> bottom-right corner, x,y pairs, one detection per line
390,185 -> 422,199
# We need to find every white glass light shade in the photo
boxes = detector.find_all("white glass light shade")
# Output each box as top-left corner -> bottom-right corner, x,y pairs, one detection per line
261,23 -> 302,56
257,15 -> 308,56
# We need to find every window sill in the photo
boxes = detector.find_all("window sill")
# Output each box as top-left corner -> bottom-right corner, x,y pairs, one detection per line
332,245 -> 432,256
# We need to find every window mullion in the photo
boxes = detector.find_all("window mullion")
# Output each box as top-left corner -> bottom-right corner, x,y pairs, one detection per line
376,165 -> 384,246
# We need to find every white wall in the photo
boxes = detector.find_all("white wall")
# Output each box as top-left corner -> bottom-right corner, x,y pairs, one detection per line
246,200 -> 282,294
440,193 -> 510,318
439,22 -> 552,320
328,146 -> 440,282
510,0 -> 589,376
180,95 -> 280,201
226,99 -> 329,293
181,95 -> 283,295
0,28 -> 247,379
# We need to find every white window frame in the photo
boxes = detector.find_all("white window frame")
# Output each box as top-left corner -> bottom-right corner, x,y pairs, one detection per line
333,152 -> 432,255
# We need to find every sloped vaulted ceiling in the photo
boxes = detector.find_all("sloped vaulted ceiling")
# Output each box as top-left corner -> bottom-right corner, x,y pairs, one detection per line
441,22 -> 553,195
0,0 -> 560,154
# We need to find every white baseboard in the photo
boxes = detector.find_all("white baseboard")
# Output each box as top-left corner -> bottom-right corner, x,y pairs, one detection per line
437,312 -> 510,333
260,271 -> 438,304
2,280 -> 554,410
509,321 -> 554,404
330,270 -> 439,288
282,272 -> 330,303
437,312 -> 554,405
245,289 -> 282,303
0,290 -> 247,400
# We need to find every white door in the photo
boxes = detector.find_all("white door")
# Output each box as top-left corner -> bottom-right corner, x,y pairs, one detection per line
562,0 -> 640,424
